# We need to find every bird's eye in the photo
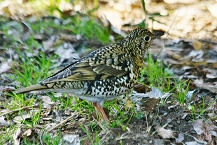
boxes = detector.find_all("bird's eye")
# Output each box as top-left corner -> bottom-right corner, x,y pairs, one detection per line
144,35 -> 151,42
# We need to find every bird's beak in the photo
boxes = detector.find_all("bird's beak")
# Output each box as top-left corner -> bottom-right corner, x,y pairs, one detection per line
153,31 -> 165,39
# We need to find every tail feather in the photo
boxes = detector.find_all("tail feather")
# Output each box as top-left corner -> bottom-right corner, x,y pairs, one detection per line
15,84 -> 48,94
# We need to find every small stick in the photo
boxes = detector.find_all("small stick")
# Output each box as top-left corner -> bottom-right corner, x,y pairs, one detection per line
0,105 -> 39,117
47,113 -> 77,132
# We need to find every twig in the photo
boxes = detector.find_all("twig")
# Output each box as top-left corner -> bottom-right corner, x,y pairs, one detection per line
157,8 -> 179,59
164,8 -> 179,38
0,105 -> 39,117
47,113 -> 77,132
40,129 -> 45,145
183,133 -> 207,144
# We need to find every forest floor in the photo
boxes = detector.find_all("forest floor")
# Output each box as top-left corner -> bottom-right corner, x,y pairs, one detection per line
0,0 -> 216,144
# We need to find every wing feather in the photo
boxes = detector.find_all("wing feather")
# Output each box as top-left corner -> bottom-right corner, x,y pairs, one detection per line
41,44 -> 131,84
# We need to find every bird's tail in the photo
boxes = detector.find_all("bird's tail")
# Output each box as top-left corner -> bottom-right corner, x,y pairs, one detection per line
15,84 -> 47,94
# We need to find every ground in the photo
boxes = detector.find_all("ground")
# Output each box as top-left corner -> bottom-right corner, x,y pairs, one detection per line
0,0 -> 217,145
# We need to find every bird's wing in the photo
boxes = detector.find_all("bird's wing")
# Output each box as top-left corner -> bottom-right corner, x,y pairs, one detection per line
41,44 -> 131,84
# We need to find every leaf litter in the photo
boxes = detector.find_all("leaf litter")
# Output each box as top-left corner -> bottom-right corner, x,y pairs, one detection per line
0,0 -> 217,144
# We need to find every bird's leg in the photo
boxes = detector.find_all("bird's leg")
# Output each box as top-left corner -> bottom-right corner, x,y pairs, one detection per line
92,102 -> 109,122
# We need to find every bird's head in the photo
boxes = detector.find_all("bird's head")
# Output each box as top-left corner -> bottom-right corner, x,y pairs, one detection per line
120,28 -> 154,58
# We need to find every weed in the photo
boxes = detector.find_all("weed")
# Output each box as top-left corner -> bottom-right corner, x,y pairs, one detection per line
42,132 -> 62,145
3,93 -> 36,110
189,97 -> 217,119
175,80 -> 190,105
22,104 -> 42,128
81,125 -> 95,145
12,50 -> 56,87
29,15 -> 110,44
140,53 -> 172,92
21,131 -> 62,145
71,16 -> 110,43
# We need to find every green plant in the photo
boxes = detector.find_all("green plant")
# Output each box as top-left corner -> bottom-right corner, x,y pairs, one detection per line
200,97 -> 217,115
22,104 -> 42,128
137,0 -> 163,29
188,105 -> 196,119
0,126 -> 14,144
71,16 -> 110,43
12,49 -> 56,87
81,125 -> 95,145
140,53 -> 172,92
176,80 -> 190,105
188,97 -> 217,119
42,132 -> 62,145
3,93 -> 36,110
21,131 -> 62,145
105,99 -> 135,130
81,124 -> 102,145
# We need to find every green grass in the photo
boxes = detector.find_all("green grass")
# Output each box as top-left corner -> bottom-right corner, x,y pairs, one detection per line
0,126 -> 15,144
13,52 -> 55,86
140,53 -> 172,91
70,16 -> 110,43
139,53 -> 216,122
21,131 -> 62,145
188,97 -> 217,119
29,16 -> 110,44
139,53 -> 190,105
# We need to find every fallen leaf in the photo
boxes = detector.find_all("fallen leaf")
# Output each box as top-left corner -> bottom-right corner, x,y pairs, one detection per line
13,128 -> 21,145
0,116 -> 10,126
22,129 -> 32,137
193,119 -> 204,135
176,133 -> 184,143
157,126 -> 175,139
14,114 -> 31,124
164,0 -> 199,4
192,40 -> 202,50
63,134 -> 80,145
0,60 -> 12,74
193,119 -> 217,143
141,98 -> 160,113
194,80 -> 217,93
126,100 -> 133,108
132,87 -> 165,99
41,95 -> 55,108
185,141 -> 201,145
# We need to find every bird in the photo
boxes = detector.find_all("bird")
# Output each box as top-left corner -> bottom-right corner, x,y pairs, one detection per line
15,28 -> 155,122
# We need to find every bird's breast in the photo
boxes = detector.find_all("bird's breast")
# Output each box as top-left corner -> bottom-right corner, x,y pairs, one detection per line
84,75 -> 134,98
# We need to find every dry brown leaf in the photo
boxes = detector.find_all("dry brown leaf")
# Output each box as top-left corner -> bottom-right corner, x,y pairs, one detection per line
164,0 -> 199,4
63,134 -> 80,145
141,98 -> 160,113
192,40 -> 203,50
166,49 -> 181,60
194,80 -> 217,93
0,116 -> 10,126
44,123 -> 58,131
193,119 -> 217,143
134,83 -> 151,93
193,119 -> 204,135
22,129 -> 32,137
157,126 -> 175,139
126,100 -> 133,108
13,128 -> 21,145
14,114 -> 31,124
208,3 -> 217,18
205,120 -> 217,134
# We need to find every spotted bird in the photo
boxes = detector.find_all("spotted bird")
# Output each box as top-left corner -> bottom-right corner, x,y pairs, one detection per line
16,28 -> 155,122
